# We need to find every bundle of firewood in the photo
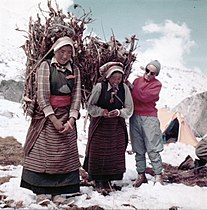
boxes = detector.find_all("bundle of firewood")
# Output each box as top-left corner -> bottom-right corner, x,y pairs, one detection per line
77,34 -> 137,106
18,0 -> 138,116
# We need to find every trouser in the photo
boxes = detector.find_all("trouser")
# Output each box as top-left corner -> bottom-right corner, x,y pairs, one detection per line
196,137 -> 207,162
129,114 -> 164,175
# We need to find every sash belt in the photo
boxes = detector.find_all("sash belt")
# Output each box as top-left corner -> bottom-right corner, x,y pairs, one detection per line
50,95 -> 71,107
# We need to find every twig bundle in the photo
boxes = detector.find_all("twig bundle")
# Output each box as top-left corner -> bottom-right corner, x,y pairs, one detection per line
78,34 -> 138,106
17,0 -> 138,116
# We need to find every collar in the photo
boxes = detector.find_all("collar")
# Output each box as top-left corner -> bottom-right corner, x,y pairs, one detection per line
51,57 -> 72,72
107,82 -> 120,91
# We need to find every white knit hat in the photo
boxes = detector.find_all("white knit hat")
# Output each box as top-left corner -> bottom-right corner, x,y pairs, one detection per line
99,62 -> 124,78
52,36 -> 75,56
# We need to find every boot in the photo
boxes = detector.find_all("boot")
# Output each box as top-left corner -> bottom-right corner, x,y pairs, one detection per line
154,174 -> 164,185
194,158 -> 207,175
52,195 -> 66,205
133,173 -> 148,187
36,194 -> 51,206
178,155 -> 194,170
94,181 -> 112,196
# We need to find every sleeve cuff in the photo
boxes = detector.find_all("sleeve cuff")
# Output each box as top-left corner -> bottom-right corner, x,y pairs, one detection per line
69,109 -> 80,120
43,105 -> 54,117
116,109 -> 121,116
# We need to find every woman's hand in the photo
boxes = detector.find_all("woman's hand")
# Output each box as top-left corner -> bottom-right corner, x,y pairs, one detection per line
108,109 -> 120,118
49,114 -> 65,132
102,109 -> 109,118
59,117 -> 75,134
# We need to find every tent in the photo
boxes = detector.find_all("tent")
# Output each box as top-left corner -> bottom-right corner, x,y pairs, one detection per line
158,108 -> 198,147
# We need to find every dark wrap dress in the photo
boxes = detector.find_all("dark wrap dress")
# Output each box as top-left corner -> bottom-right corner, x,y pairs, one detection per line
20,62 -> 81,195
83,81 -> 128,181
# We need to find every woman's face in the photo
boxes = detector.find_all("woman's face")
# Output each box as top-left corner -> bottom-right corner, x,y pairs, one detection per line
54,45 -> 73,65
144,64 -> 157,81
108,72 -> 123,88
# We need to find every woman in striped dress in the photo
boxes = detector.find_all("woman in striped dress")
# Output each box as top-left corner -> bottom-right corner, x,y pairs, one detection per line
20,36 -> 81,204
83,62 -> 133,195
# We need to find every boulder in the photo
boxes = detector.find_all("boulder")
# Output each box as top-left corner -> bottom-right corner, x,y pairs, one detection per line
0,79 -> 24,103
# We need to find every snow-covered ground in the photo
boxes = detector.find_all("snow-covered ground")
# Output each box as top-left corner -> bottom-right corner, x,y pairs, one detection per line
0,99 -> 206,210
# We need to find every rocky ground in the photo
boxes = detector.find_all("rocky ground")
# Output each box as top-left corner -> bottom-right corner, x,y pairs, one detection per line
0,136 -> 24,166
